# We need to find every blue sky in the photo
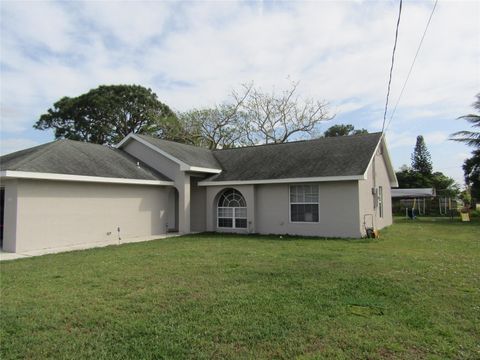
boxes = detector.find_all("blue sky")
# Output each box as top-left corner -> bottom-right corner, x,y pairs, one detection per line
1,0 -> 479,185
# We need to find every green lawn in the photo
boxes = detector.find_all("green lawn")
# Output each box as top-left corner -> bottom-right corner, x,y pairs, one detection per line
1,218 -> 479,359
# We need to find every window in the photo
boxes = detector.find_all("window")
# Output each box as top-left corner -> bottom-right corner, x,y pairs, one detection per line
378,186 -> 384,218
290,185 -> 319,222
217,189 -> 247,229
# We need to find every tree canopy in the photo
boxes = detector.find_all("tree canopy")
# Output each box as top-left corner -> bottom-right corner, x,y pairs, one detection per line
323,124 -> 368,137
175,81 -> 334,149
34,85 -> 178,145
411,135 -> 433,175
450,93 -> 480,203
450,93 -> 480,147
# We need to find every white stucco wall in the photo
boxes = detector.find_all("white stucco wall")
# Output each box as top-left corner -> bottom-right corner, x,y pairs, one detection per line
358,148 -> 393,235
5,179 -> 170,253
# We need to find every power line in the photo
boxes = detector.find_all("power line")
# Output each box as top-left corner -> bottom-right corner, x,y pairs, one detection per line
382,0 -> 403,133
384,0 -> 439,133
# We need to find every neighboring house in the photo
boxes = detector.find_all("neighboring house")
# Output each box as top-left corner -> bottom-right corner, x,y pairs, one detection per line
0,132 -> 398,254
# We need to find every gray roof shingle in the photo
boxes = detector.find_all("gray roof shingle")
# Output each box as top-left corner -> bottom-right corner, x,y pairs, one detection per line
208,132 -> 382,182
1,140 -> 172,181
135,134 -> 221,169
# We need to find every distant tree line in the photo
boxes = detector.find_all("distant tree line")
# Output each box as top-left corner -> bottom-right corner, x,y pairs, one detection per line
35,83 -> 339,148
395,135 -> 459,197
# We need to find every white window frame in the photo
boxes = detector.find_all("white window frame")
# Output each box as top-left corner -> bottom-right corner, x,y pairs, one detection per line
378,186 -> 384,218
217,189 -> 248,229
289,184 -> 320,224
217,206 -> 247,229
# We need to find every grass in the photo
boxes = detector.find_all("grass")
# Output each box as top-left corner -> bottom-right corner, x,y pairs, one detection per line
1,217 -> 479,359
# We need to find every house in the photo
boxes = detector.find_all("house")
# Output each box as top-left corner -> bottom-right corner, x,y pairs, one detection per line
0,132 -> 398,254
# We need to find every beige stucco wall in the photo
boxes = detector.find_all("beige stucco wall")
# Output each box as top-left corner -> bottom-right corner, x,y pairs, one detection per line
205,185 -> 256,234
8,179 -> 170,253
204,182 -> 361,238
122,140 -> 191,233
358,149 -> 393,235
190,176 -> 206,232
255,182 -> 361,238
2,179 -> 18,252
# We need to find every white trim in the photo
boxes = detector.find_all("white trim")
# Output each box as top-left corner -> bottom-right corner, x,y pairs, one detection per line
199,175 -> 363,186
116,133 -> 222,174
185,165 -> 222,173
288,184 -> 320,224
363,135 -> 398,187
0,170 -> 174,186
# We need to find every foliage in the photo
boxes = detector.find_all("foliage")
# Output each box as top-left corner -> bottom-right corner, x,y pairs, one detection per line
411,135 -> 433,175
176,81 -> 333,149
323,124 -> 368,137
463,149 -> 480,200
395,167 -> 459,197
450,94 -> 480,203
1,219 -> 479,359
450,93 -> 480,147
34,85 -> 178,145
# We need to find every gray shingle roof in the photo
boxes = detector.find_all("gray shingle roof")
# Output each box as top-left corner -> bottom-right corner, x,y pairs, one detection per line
1,140 -> 172,181
208,132 -> 383,182
136,134 -> 221,169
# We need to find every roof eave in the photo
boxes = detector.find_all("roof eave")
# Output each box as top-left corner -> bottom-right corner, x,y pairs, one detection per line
198,175 -> 365,186
363,135 -> 399,187
0,170 -> 174,186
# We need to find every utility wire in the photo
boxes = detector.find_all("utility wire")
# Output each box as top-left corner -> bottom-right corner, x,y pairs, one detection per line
384,0 -> 438,133
382,0 -> 403,133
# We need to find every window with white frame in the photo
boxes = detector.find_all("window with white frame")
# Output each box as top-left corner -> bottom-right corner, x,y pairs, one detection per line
217,189 -> 247,229
378,186 -> 384,218
290,185 -> 319,222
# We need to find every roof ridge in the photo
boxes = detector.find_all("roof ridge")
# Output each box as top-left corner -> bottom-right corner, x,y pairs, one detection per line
213,132 -> 382,152
5,140 -> 61,170
137,134 -> 214,152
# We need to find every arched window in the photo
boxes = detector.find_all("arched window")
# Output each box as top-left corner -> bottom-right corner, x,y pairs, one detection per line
217,189 -> 247,229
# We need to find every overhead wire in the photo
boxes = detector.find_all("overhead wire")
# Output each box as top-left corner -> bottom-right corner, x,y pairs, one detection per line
381,0 -> 403,133
384,0 -> 439,134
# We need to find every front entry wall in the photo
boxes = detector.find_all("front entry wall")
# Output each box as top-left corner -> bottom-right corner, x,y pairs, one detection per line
205,182 -> 362,238
8,179 -> 171,253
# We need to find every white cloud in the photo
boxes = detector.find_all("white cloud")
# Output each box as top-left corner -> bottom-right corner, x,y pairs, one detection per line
0,0 -> 478,183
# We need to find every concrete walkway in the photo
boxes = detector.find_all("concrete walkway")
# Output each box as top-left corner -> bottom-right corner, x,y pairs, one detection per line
0,233 -> 182,261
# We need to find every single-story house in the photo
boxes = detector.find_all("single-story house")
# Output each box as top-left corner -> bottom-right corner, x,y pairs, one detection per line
0,132 -> 398,254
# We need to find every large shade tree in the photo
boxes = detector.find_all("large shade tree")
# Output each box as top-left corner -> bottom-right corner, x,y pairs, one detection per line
34,85 -> 178,145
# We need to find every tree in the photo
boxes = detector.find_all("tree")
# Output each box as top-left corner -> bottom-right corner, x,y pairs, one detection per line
175,88 -> 252,150
34,85 -> 178,145
450,94 -> 480,205
323,124 -> 368,137
239,82 -> 333,145
175,81 -> 333,149
463,149 -> 480,201
450,93 -> 480,147
411,135 -> 433,175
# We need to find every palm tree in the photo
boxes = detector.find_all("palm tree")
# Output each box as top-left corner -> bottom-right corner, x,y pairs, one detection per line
450,93 -> 480,148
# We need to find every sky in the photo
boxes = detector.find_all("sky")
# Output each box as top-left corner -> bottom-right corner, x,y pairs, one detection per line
1,0 -> 479,185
